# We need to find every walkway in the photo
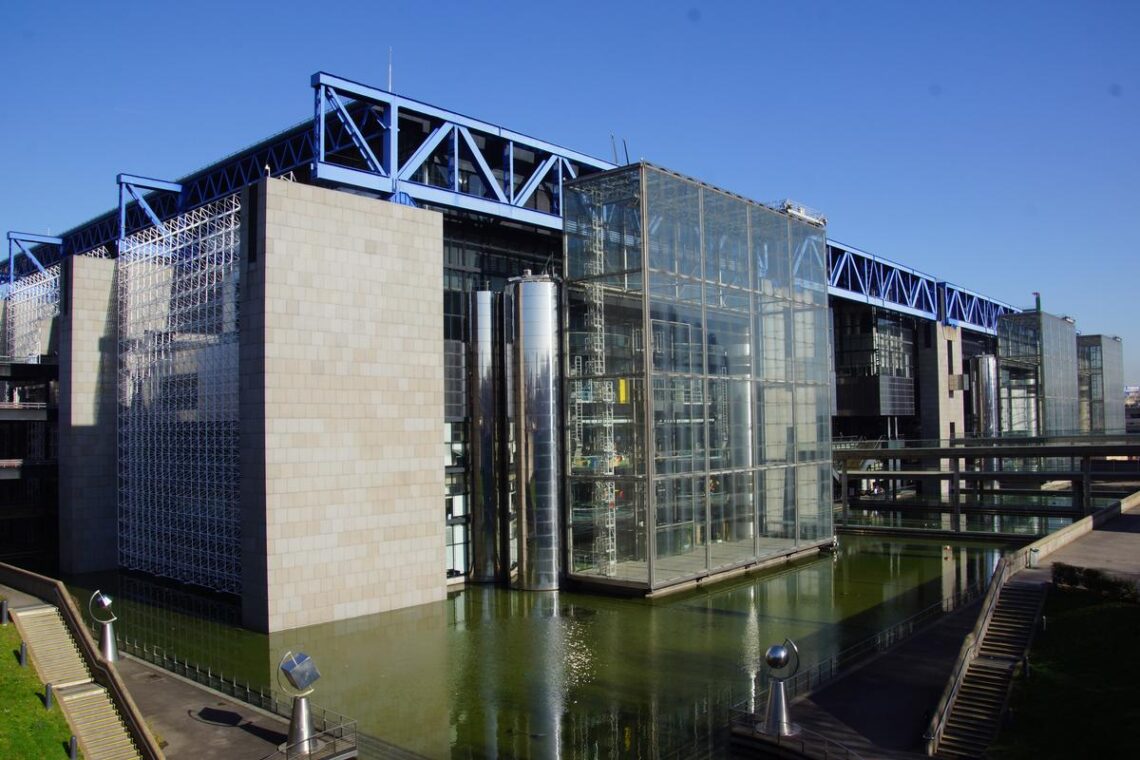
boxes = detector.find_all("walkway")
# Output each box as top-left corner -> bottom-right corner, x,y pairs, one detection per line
115,657 -> 289,760
763,504 -> 1140,758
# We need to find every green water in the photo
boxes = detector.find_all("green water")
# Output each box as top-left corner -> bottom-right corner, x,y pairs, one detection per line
72,536 -> 1001,758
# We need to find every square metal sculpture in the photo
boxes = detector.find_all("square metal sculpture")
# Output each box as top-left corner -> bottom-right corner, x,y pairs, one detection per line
280,652 -> 321,692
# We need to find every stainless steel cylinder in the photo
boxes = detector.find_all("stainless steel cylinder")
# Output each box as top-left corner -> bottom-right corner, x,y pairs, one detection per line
469,291 -> 499,582
970,354 -> 999,438
507,273 -> 562,591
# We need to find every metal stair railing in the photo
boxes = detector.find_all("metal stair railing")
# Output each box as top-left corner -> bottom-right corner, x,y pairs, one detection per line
0,562 -> 164,760
923,553 -> 1022,756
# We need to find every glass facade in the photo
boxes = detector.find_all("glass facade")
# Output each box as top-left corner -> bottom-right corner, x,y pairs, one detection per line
563,164 -> 832,591
1078,335 -> 1125,434
997,311 -> 1079,436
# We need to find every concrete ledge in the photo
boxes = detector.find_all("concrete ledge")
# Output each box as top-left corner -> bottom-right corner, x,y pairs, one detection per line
1015,489 -> 1140,569
645,540 -> 834,600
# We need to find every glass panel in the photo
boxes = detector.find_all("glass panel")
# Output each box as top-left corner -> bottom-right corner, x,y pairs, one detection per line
757,468 -> 797,548
654,475 -> 707,584
706,309 -> 752,379
709,470 -> 755,569
708,378 -> 752,470
568,478 -> 648,583
756,299 -> 791,383
795,385 -> 830,463
649,297 -> 704,374
563,169 -> 642,280
796,464 -> 833,543
646,169 -> 701,278
750,205 -> 791,300
789,217 -> 829,301
756,383 -> 793,465
653,377 -> 706,475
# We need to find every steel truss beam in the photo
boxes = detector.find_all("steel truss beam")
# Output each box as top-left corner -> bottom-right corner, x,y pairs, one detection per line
118,175 -> 183,238
5,232 -> 61,287
941,281 -> 1016,335
827,240 -> 939,320
827,240 -> 1017,333
311,72 -> 614,230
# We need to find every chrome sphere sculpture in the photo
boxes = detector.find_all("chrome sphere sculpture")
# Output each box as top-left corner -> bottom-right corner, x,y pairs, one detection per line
278,651 -> 322,755
766,644 -> 790,670
88,590 -> 118,662
760,638 -> 800,737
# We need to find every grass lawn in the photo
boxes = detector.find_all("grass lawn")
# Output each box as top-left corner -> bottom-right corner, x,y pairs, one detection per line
988,586 -> 1140,759
0,613 -> 79,758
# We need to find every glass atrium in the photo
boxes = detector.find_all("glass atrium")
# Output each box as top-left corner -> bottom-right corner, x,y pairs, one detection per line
562,164 -> 833,591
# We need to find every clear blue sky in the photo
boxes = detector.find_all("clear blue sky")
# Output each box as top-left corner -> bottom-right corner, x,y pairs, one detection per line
2,1 -> 1137,383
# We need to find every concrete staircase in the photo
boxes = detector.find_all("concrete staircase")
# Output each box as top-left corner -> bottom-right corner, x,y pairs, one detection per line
11,604 -> 141,760
936,582 -> 1045,759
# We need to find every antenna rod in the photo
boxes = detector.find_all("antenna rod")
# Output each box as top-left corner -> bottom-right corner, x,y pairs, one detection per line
622,138 -> 630,164
610,134 -> 618,164
388,47 -> 393,91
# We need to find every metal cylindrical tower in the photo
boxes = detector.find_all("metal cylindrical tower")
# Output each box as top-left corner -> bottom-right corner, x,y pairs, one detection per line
970,354 -> 1000,437
469,290 -> 500,582
506,273 -> 562,591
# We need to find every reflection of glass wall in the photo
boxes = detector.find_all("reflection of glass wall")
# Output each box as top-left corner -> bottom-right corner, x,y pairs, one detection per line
563,164 -> 832,591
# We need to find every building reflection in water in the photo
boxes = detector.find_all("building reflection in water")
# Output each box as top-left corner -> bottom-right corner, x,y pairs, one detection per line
69,536 -> 1002,758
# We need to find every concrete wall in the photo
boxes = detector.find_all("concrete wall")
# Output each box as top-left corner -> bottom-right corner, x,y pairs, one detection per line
918,323 -> 965,443
58,255 -> 119,574
241,179 -> 445,632
917,323 -> 966,503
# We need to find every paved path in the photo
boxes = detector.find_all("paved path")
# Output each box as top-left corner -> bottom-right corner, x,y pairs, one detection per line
785,600 -> 980,759
3,582 -> 287,760
781,505 -> 1140,758
116,656 -> 288,759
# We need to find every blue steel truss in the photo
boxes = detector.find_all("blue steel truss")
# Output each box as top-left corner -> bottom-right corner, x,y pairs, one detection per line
6,70 -> 1017,335
941,281 -> 1016,335
311,72 -> 615,230
827,239 -> 1016,334
118,175 -> 183,238
827,240 -> 939,320
5,232 -> 61,287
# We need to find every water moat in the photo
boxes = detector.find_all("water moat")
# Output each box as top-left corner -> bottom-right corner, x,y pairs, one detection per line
71,535 -> 1003,758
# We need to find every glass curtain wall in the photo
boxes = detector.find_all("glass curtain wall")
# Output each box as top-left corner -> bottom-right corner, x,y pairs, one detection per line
563,164 -> 832,591
1079,335 -> 1126,434
1039,313 -> 1078,435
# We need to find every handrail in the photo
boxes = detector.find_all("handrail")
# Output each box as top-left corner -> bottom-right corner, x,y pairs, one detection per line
924,556 -> 1011,754
753,581 -> 983,702
727,711 -> 867,759
116,634 -> 353,731
0,562 -> 165,759
282,720 -> 358,759
924,489 -> 1140,755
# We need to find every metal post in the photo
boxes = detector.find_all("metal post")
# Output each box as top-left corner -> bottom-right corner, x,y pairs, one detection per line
69,736 -> 77,760
19,641 -> 27,667
1,598 -> 7,625
950,456 -> 961,531
840,463 -> 849,526
100,620 -> 119,662
288,695 -> 315,755
1081,456 -> 1092,515
45,682 -> 53,710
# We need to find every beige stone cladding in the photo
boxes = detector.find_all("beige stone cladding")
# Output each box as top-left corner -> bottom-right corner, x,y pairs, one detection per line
242,179 -> 445,632
58,255 -> 119,574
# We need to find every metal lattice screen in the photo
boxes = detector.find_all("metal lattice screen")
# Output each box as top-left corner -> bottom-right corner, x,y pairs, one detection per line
4,264 -> 61,361
117,195 -> 242,593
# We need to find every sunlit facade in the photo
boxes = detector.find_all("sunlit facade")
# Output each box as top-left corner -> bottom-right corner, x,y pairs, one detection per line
562,164 -> 833,591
